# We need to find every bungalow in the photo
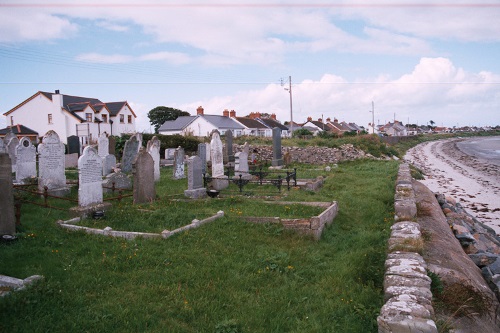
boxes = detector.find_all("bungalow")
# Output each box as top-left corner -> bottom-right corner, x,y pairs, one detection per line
0,124 -> 39,142
380,121 -> 408,137
2,90 -> 136,144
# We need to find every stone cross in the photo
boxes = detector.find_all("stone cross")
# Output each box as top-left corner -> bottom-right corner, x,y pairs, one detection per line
272,127 -> 283,167
0,153 -> 15,236
78,146 -> 103,207
197,143 -> 207,174
38,130 -> 68,195
133,147 -> 156,204
184,156 -> 207,199
6,136 -> 19,172
15,137 -> 37,183
173,146 -> 185,179
97,133 -> 109,158
121,134 -> 141,173
146,136 -> 161,182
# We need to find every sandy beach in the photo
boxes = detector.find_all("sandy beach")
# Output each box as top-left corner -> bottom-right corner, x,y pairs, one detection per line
404,137 -> 500,234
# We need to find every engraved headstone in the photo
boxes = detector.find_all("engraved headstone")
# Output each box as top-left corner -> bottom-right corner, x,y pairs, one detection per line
15,137 -> 37,183
0,153 -> 15,235
67,135 -> 80,155
108,136 -> 116,156
235,151 -> 251,180
121,134 -> 141,173
38,131 -> 68,195
97,133 -> 109,158
224,130 -> 234,164
272,127 -> 283,167
7,136 -> 19,172
209,130 -> 228,190
102,154 -> 117,176
197,143 -> 207,174
173,146 -> 185,179
133,148 -> 156,204
184,156 -> 206,199
78,146 -> 103,207
146,136 -> 161,182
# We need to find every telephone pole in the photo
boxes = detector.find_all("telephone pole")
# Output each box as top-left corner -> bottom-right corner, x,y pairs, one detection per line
282,76 -> 293,136
370,101 -> 375,134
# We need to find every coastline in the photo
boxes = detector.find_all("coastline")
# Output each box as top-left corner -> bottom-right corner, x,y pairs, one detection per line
404,136 -> 500,234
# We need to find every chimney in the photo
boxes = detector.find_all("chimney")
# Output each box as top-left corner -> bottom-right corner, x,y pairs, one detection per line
334,118 -> 338,123
318,118 -> 322,123
55,89 -> 60,94
307,116 -> 312,122
223,109 -> 230,117
256,112 -> 261,119
229,110 -> 236,117
326,117 -> 331,122
197,106 -> 204,115
271,113 -> 276,120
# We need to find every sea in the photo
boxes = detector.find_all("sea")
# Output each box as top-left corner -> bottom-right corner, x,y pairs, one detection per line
456,136 -> 500,166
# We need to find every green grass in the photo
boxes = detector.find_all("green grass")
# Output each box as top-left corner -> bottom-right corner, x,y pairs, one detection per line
1,159 -> 398,333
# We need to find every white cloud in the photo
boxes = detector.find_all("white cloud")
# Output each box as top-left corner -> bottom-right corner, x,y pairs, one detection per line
139,52 -> 191,65
76,52 -> 133,64
96,20 -> 129,32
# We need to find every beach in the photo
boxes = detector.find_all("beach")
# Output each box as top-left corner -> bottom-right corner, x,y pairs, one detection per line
404,136 -> 500,234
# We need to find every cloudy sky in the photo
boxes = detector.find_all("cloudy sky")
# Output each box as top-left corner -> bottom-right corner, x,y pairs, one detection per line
1,0 -> 500,132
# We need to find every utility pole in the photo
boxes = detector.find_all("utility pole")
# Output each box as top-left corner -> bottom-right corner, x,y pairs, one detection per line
282,76 -> 293,136
369,101 -> 375,134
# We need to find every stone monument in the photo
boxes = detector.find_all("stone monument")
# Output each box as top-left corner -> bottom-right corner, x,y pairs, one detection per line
235,150 -> 251,180
146,136 -> 161,182
37,131 -> 69,196
133,148 -> 156,204
224,130 -> 234,164
102,154 -> 117,176
6,136 -> 19,172
78,146 -> 103,207
15,137 -> 37,183
184,156 -> 207,199
108,136 -> 116,156
67,135 -> 80,155
197,143 -> 207,174
173,146 -> 185,179
121,134 -> 141,173
97,133 -> 109,159
209,130 -> 228,190
271,127 -> 283,167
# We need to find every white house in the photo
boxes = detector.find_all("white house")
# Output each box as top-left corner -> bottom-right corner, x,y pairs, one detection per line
3,90 -> 136,144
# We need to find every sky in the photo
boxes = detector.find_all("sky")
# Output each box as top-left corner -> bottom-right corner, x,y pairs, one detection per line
1,0 -> 500,133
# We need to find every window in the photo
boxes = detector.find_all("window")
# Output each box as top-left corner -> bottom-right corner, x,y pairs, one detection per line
128,115 -> 132,124
86,113 -> 92,122
120,114 -> 124,123
102,114 -> 107,123
48,114 -> 53,124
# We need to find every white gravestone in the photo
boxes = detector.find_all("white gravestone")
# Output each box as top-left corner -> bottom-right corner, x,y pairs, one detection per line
209,130 -> 228,190
15,137 -> 37,183
7,136 -> 19,172
38,131 -> 68,195
173,146 -> 185,179
98,133 -> 109,159
102,154 -> 117,176
78,146 -> 103,207
147,136 -> 161,182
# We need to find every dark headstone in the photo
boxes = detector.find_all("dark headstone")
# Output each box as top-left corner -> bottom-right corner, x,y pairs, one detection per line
224,130 -> 234,164
197,143 -> 207,174
272,127 -> 283,167
133,148 -> 156,204
0,153 -> 15,235
67,135 -> 80,155
173,146 -> 185,179
184,156 -> 206,199
108,136 -> 116,156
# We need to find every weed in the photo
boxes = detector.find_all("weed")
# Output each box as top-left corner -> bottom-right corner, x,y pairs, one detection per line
436,282 -> 492,318
389,237 -> 424,254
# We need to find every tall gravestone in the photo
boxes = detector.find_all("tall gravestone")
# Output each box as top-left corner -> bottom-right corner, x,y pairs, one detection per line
7,136 -> 19,172
98,133 -> 109,159
133,148 -> 156,204
78,146 -> 103,207
205,143 -> 211,162
38,131 -> 69,195
67,135 -> 80,155
209,130 -> 228,190
146,136 -> 161,182
197,143 -> 207,174
15,137 -> 37,183
0,153 -> 15,236
3,131 -> 16,145
108,136 -> 116,156
235,150 -> 251,180
272,127 -> 283,167
184,156 -> 207,199
173,146 -> 185,179
121,134 -> 140,173
224,130 -> 234,164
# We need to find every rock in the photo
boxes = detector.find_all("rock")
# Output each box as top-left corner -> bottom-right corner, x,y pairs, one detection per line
488,258 -> 500,275
445,196 -> 456,206
469,253 -> 499,267
442,208 -> 452,215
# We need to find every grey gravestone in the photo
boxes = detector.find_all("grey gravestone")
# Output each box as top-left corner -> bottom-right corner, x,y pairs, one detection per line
224,130 -> 234,164
205,143 -> 211,161
102,154 -> 117,176
184,156 -> 207,199
0,153 -> 15,235
108,136 -> 116,156
3,131 -> 16,145
133,148 -> 156,204
272,127 -> 283,167
38,131 -> 68,195
242,142 -> 249,155
235,151 -> 251,180
121,134 -> 140,173
78,146 -> 103,207
209,130 -> 228,190
173,146 -> 185,179
146,136 -> 161,182
102,171 -> 131,194
0,139 -> 6,154
283,147 -> 292,166
7,137 -> 19,172
197,143 -> 207,174
165,148 -> 176,160
65,153 -> 79,168
15,137 -> 37,183
67,135 -> 80,155
97,133 -> 109,158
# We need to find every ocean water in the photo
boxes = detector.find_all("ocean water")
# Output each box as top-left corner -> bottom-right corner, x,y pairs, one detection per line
456,136 -> 500,166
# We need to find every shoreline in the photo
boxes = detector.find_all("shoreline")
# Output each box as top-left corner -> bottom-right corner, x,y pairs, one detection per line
404,137 -> 500,234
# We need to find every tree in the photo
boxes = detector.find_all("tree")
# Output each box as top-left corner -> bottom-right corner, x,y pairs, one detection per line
148,106 -> 190,133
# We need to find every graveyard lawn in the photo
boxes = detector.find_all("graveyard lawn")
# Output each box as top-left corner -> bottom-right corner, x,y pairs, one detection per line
0,159 -> 398,333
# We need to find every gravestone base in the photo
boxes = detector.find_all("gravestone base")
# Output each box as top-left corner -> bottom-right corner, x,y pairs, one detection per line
234,172 -> 253,180
184,187 -> 207,199
42,186 -> 71,197
271,159 -> 283,167
69,202 -> 112,219
210,176 -> 229,191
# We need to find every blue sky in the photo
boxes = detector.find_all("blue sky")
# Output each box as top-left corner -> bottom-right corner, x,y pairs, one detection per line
1,1 -> 500,133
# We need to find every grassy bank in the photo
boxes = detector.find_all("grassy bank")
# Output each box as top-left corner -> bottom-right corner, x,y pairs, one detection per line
1,159 -> 397,333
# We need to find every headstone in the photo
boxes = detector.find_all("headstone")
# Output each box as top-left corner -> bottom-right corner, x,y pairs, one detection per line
133,148 -> 156,204
15,137 -> 37,183
224,130 -> 234,164
209,130 -> 228,190
67,135 -> 80,155
102,171 -> 132,194
272,127 -> 283,167
283,147 -> 292,166
121,134 -> 141,173
3,131 -> 16,145
65,153 -> 79,168
205,143 -> 211,161
7,137 -> 19,172
78,146 -> 103,207
0,139 -> 6,154
146,136 -> 161,182
38,131 -> 69,195
234,150 -> 251,180
242,142 -> 249,155
173,146 -> 185,179
184,156 -> 207,199
197,143 -> 207,174
0,153 -> 15,236
108,136 -> 116,156
165,148 -> 176,160
97,133 -> 109,158
102,154 -> 117,176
